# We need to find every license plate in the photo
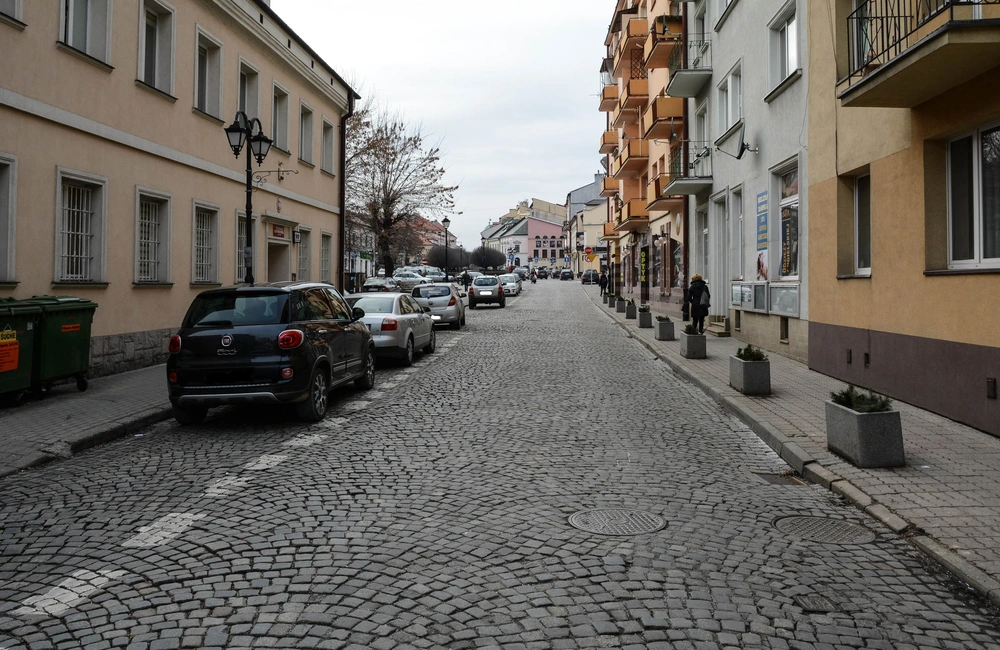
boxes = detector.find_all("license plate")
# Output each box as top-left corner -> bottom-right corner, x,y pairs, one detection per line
431,315 -> 441,321
481,291 -> 493,296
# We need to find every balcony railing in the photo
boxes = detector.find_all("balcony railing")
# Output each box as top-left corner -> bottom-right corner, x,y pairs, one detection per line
601,176 -> 619,197
599,84 -> 619,112
612,139 -> 649,179
664,141 -> 713,195
599,130 -> 618,155
666,35 -> 713,97
614,199 -> 650,232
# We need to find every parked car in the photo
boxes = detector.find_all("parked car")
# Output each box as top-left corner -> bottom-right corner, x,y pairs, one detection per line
346,293 -> 435,366
411,283 -> 465,329
425,271 -> 447,283
166,282 -> 375,425
513,267 -> 530,281
560,269 -> 575,280
499,273 -> 521,296
581,269 -> 599,285
468,276 -> 506,309
393,271 -> 431,292
361,277 -> 401,292
536,268 -> 549,279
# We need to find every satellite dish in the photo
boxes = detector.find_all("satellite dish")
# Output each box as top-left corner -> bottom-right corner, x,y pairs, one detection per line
735,122 -> 749,160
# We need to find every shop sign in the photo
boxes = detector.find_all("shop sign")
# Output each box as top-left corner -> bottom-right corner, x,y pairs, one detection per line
272,225 -> 285,238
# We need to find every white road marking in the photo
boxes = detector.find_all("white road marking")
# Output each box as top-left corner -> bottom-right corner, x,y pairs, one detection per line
341,401 -> 370,412
282,433 -> 329,448
243,455 -> 287,471
203,476 -> 253,497
123,513 -> 206,548
13,569 -> 126,618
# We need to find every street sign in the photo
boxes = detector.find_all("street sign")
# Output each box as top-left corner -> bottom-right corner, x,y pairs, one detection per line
584,246 -> 592,255
564,256 -> 570,263
587,253 -> 596,262
550,258 -> 556,264
534,256 -> 539,262
508,255 -> 514,262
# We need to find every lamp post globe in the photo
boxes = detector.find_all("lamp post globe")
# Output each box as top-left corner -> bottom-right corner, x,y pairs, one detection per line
441,216 -> 450,278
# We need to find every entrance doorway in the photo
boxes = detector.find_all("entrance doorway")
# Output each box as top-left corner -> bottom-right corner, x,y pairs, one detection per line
267,241 -> 291,282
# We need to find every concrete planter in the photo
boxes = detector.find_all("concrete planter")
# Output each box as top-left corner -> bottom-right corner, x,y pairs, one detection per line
654,320 -> 675,341
638,311 -> 652,328
625,304 -> 637,319
730,356 -> 771,395
603,295 -> 611,304
679,332 -> 706,359
616,299 -> 627,313
825,401 -> 905,468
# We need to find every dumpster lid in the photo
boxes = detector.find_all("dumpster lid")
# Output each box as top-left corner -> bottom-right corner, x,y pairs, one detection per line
24,295 -> 98,311
0,297 -> 44,316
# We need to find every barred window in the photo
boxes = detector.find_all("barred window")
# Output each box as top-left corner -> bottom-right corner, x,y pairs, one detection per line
235,213 -> 256,283
60,183 -> 94,281
138,199 -> 160,281
321,234 -> 332,283
194,207 -> 216,283
297,229 -> 311,281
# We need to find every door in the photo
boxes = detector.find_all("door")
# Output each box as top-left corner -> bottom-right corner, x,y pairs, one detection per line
267,241 -> 291,282
298,287 -> 344,382
325,287 -> 364,381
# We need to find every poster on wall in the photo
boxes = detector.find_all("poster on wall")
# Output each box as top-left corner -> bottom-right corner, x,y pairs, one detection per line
780,204 -> 799,277
756,191 -> 769,281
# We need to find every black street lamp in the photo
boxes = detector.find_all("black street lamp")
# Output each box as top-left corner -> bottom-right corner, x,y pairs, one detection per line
442,216 -> 451,279
480,237 -> 486,270
224,111 -> 272,285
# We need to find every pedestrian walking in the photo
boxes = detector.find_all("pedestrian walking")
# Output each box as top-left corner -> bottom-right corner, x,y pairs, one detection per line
598,271 -> 608,296
687,274 -> 710,334
461,271 -> 471,292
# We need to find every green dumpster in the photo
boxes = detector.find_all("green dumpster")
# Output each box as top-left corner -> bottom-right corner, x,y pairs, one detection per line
0,298 -> 42,397
24,295 -> 98,392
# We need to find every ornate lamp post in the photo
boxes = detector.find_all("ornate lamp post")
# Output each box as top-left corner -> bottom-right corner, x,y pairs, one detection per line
442,216 -> 451,279
224,111 -> 272,285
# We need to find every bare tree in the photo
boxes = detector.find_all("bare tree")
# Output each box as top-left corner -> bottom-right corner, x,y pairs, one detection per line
345,102 -> 457,277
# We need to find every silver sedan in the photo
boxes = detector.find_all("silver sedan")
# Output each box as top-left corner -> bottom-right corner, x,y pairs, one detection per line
411,283 -> 466,329
346,293 -> 435,366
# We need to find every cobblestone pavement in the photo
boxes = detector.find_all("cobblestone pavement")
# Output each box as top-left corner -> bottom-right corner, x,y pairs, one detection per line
0,281 -> 998,649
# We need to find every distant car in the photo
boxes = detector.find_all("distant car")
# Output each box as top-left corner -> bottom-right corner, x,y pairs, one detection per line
425,272 -> 447,283
468,276 -> 505,309
392,271 -> 431,292
535,268 -> 549,279
499,273 -> 521,296
346,293 -> 435,366
361,277 -> 400,292
412,283 -> 465,329
581,269 -> 599,284
166,282 -> 375,425
513,267 -> 530,280
560,269 -> 574,280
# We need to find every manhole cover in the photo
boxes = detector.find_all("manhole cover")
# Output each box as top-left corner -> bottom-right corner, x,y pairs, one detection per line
774,516 -> 876,544
569,509 -> 666,536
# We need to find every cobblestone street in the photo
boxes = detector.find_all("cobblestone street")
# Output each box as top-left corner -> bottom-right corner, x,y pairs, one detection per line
1,281 -> 998,649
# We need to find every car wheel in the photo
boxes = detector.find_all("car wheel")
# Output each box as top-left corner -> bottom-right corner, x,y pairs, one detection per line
354,346 -> 375,390
450,318 -> 461,330
296,365 -> 329,422
401,336 -> 414,366
469,300 -> 476,309
424,328 -> 436,353
172,404 -> 207,426
460,313 -> 466,326
500,298 -> 506,308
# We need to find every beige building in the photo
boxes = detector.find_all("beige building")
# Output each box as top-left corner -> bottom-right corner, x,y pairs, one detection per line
0,0 -> 357,375
809,0 -> 1000,435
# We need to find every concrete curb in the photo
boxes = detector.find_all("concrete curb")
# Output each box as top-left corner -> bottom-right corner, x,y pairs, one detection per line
593,290 -> 1000,607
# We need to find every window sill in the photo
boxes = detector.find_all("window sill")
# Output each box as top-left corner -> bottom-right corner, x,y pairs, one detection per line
714,118 -> 744,148
192,106 -> 224,125
0,12 -> 26,31
320,168 -> 336,180
133,282 -> 174,288
298,158 -> 315,169
191,282 -> 222,287
836,273 -> 872,280
56,41 -> 114,73
271,146 -> 291,157
135,79 -> 178,103
52,281 -> 109,288
0,281 -> 19,289
763,69 -> 802,104
714,0 -> 739,32
925,267 -> 1000,276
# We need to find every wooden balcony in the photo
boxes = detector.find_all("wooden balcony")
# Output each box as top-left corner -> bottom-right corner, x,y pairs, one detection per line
600,176 -> 619,197
643,15 -> 683,69
602,221 -> 620,240
642,97 -> 685,139
646,174 -> 686,212
612,17 -> 649,78
614,199 -> 650,232
611,139 -> 649,179
599,131 -> 618,155
599,85 -> 618,112
621,78 -> 649,110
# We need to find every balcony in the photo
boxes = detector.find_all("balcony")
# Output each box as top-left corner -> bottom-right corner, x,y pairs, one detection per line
666,36 -> 713,97
602,221 -> 620,240
646,175 -> 686,212
599,130 -> 619,155
620,78 -> 649,109
600,176 -> 619,198
663,141 -> 713,195
839,1 -> 1000,107
642,96 -> 685,139
605,6 -> 639,47
644,14 -> 683,68
599,85 -> 618,112
611,139 -> 649,179
612,17 -> 649,78
614,199 -> 650,232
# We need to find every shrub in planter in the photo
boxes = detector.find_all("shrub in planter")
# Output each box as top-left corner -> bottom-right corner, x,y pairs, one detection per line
625,298 -> 637,319
637,304 -> 652,328
730,344 -> 770,395
654,315 -> 674,341
825,385 -> 904,468
616,296 -> 627,313
679,324 -> 706,359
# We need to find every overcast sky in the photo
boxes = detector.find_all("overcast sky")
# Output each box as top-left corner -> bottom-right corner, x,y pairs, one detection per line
271,0 -> 609,250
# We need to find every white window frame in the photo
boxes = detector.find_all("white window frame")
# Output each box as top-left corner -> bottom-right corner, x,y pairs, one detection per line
137,0 -> 174,95
235,210 -> 256,283
770,1 -> 799,89
0,0 -> 23,23
60,0 -> 112,63
321,232 -> 332,283
854,173 -> 872,276
0,153 -> 16,283
134,186 -> 172,283
237,57 -> 260,119
696,205 -> 709,279
194,25 -> 223,118
299,102 -> 314,165
730,186 -> 744,281
716,64 -> 742,133
947,121 -> 1000,269
297,228 -> 311,281
321,119 -> 336,174
192,201 -> 220,284
271,82 -> 289,151
55,167 -> 108,283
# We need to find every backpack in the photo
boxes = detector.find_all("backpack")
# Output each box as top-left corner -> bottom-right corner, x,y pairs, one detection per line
699,289 -> 710,308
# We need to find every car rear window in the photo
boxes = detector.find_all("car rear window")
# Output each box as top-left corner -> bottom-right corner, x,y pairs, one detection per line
184,293 -> 289,327
413,286 -> 450,298
347,296 -> 395,314
499,275 -> 516,282
474,277 -> 498,286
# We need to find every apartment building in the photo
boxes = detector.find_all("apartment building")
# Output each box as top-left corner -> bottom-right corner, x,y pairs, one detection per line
809,0 -> 1000,436
0,0 -> 357,375
565,175 -> 608,276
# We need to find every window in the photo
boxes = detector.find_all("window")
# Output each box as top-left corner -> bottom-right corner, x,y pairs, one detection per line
139,1 -> 174,94
0,0 -> 22,22
949,124 -> 1000,268
238,60 -> 259,118
235,211 -> 255,283
193,204 -> 219,284
271,84 -> 289,151
321,233 -> 332,282
718,65 -> 742,132
61,0 -> 111,62
777,168 -> 800,278
855,174 -> 871,274
729,189 -> 744,280
321,120 -> 335,174
297,229 -> 311,281
0,154 -> 14,283
194,28 -> 222,117
771,5 -> 798,86
56,169 -> 107,283
135,188 -> 171,283
542,249 -> 548,259
697,207 -> 709,277
299,103 -> 314,164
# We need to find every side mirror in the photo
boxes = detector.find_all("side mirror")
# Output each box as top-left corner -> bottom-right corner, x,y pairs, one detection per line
352,307 -> 365,320
423,306 -> 432,313
459,292 -> 467,298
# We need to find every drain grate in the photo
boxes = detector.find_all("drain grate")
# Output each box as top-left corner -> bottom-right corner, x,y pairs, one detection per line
774,516 -> 876,544
569,509 -> 666,536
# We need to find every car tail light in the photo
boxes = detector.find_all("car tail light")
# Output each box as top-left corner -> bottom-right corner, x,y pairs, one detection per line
448,296 -> 457,306
381,318 -> 398,331
281,367 -> 294,379
278,329 -> 304,349
168,372 -> 178,383
168,335 -> 181,354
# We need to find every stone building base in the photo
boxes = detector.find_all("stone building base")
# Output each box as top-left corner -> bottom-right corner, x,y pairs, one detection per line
89,328 -> 173,377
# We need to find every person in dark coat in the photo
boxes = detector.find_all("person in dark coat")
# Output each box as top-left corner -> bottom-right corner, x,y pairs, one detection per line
598,271 -> 608,296
687,274 -> 710,334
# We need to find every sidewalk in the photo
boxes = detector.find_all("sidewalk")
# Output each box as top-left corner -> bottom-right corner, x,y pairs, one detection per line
0,365 -> 171,478
591,286 -> 1000,606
